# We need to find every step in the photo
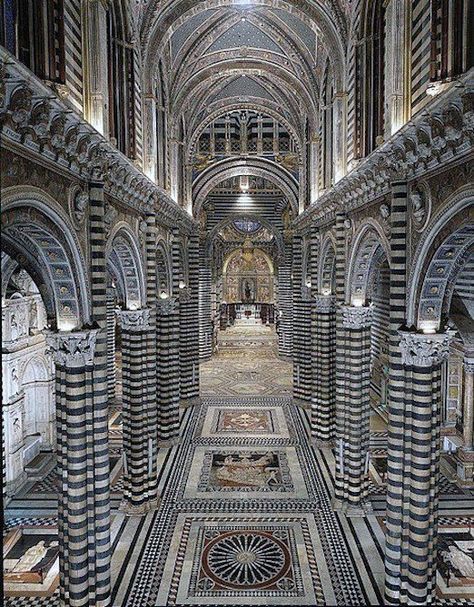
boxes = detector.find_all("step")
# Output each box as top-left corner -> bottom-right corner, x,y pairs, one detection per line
24,451 -> 56,480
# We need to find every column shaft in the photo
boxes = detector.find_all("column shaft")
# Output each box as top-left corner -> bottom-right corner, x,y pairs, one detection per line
278,242 -> 293,359
157,297 -> 180,445
334,306 -> 372,512
106,287 -> 116,402
117,309 -> 158,514
385,331 -> 452,605
199,246 -> 212,361
180,233 -> 200,404
311,296 -> 336,443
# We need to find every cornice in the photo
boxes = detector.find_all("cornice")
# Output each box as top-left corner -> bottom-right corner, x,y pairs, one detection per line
294,70 -> 474,231
0,49 -> 197,234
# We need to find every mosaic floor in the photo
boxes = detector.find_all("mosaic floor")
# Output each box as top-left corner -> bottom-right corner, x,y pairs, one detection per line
4,325 -> 474,605
200,325 -> 293,397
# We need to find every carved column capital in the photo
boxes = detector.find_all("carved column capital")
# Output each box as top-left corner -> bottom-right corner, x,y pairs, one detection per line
314,295 -> 337,313
157,297 -> 177,315
464,357 -> 474,375
178,287 -> 191,302
116,308 -> 151,331
398,330 -> 455,367
46,329 -> 99,367
341,305 -> 373,329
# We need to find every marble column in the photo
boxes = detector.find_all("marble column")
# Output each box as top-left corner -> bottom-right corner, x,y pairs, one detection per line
293,235 -> 312,405
384,330 -> 454,605
157,297 -> 180,446
278,242 -> 294,359
105,286 -> 116,402
334,305 -> 373,515
144,213 -> 159,497
86,177 -> 111,605
311,295 -> 337,445
199,248 -> 212,361
47,329 -> 110,607
116,309 -> 158,515
179,234 -> 200,406
463,357 -> 474,450
456,356 -> 474,485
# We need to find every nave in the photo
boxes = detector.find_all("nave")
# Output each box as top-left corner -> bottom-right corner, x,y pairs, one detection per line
5,325 -> 474,606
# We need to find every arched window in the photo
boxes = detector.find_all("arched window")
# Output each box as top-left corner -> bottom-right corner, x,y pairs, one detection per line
1,0 -> 65,82
320,61 -> 334,190
155,61 -> 168,188
107,3 -> 135,157
365,0 -> 385,154
430,0 -> 474,81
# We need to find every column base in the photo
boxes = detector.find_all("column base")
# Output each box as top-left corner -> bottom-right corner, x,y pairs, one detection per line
311,436 -> 335,449
331,497 -> 373,517
180,396 -> 202,409
118,497 -> 160,516
455,448 -> 474,487
158,436 -> 181,448
293,397 -> 311,410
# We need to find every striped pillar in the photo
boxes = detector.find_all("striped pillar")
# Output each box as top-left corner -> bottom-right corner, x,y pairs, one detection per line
199,247 -> 212,361
157,297 -> 180,446
311,295 -> 337,444
384,330 -> 453,605
334,305 -> 373,515
179,234 -> 200,406
292,235 -> 312,405
86,179 -> 111,605
116,309 -> 159,515
47,329 -> 110,607
106,286 -> 116,402
278,242 -> 293,359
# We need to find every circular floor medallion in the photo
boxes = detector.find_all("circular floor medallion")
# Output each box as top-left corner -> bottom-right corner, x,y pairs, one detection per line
201,530 -> 291,590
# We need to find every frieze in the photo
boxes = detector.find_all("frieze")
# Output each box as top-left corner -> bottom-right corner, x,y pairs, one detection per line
398,330 -> 454,367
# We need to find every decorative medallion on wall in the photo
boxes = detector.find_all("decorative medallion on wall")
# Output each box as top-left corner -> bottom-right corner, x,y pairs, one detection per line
409,182 -> 431,232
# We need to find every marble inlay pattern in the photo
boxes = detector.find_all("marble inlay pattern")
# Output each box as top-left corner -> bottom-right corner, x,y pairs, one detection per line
156,515 -> 324,605
185,446 -> 310,499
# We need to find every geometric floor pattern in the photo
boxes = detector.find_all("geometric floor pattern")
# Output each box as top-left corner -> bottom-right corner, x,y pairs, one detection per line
4,326 -> 474,605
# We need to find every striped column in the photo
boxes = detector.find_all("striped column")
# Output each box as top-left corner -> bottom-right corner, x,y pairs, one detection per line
106,286 -> 116,402
144,213 -> 159,501
278,242 -> 293,359
179,233 -> 200,406
384,330 -> 453,605
47,329 -> 109,607
199,246 -> 212,361
157,297 -> 180,446
115,309 -> 158,515
292,235 -> 312,405
86,179 -> 111,605
334,305 -> 373,515
311,295 -> 337,444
